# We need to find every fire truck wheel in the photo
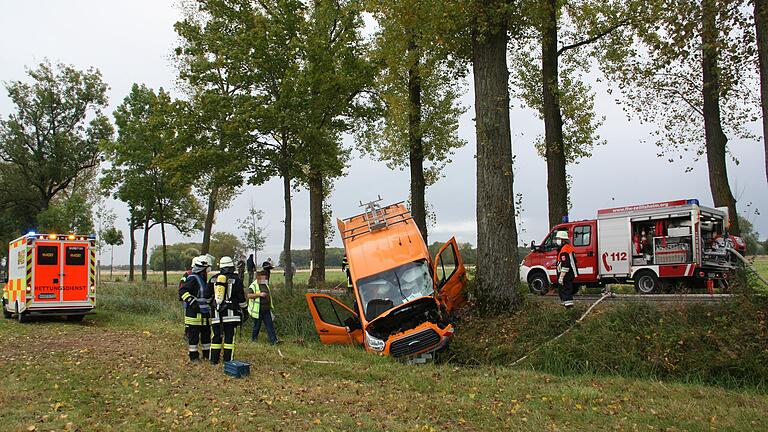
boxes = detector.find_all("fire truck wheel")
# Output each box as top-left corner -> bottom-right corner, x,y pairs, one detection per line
527,271 -> 549,295
2,300 -> 11,319
66,314 -> 85,322
634,270 -> 660,294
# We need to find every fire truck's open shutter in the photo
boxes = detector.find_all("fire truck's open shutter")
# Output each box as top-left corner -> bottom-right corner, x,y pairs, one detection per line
630,212 -> 691,222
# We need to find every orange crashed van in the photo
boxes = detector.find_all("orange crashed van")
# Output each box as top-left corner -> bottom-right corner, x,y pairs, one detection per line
305,200 -> 467,362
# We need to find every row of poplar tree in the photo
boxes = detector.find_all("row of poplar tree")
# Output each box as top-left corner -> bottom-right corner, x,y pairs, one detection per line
1,0 -> 766,309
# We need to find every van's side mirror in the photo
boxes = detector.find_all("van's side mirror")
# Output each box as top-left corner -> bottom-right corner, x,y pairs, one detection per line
530,240 -> 537,251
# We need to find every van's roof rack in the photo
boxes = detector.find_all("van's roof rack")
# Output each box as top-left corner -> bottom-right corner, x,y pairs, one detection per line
341,197 -> 413,241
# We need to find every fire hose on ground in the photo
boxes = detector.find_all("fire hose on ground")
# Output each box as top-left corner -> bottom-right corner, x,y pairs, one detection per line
509,291 -> 613,367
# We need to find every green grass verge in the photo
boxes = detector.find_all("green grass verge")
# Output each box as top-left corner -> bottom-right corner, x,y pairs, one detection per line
2,307 -> 767,431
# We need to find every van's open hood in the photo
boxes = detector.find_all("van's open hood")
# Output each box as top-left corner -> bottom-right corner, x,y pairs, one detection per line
365,296 -> 438,337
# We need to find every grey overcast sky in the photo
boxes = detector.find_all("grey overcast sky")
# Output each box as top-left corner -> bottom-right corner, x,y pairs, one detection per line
1,0 -> 766,266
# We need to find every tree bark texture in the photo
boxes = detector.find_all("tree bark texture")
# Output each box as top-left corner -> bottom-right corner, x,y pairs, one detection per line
128,216 -> 136,282
541,0 -> 569,228
408,36 -> 428,243
308,172 -> 326,287
201,186 -> 219,255
472,9 -> 521,311
282,170 -> 293,290
141,213 -> 150,282
160,203 -> 168,288
755,0 -> 768,184
701,0 -> 740,235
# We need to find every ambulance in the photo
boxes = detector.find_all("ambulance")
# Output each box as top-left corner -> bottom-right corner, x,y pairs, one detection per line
305,199 -> 467,362
520,199 -> 745,294
2,232 -> 96,322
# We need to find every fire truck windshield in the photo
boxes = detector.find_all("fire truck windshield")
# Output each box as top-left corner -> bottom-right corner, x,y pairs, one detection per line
356,260 -> 433,321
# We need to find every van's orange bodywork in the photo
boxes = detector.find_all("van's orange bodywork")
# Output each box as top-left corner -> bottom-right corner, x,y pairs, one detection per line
305,202 -> 467,360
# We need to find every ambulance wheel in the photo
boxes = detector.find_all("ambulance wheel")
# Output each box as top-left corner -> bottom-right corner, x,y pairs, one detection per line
527,271 -> 549,295
634,270 -> 660,294
2,300 -> 11,319
16,302 -> 28,323
66,314 -> 85,322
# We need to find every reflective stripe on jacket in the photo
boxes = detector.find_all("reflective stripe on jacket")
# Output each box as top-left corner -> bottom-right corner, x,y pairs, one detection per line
247,281 -> 274,319
557,244 -> 579,277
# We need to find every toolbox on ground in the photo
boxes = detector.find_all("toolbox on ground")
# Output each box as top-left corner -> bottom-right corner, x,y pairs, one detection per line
224,360 -> 251,378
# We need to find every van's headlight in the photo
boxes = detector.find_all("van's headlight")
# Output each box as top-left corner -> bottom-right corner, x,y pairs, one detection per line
365,331 -> 385,352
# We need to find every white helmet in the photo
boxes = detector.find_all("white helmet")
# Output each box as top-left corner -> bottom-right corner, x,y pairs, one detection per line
555,230 -> 569,241
219,256 -> 234,269
191,254 -> 211,269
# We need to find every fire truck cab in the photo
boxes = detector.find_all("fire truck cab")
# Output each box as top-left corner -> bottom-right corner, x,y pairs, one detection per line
2,232 -> 96,322
521,199 -> 745,294
305,199 -> 467,362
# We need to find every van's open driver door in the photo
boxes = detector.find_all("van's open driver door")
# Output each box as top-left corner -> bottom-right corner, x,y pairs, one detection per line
433,237 -> 468,314
305,293 -> 363,345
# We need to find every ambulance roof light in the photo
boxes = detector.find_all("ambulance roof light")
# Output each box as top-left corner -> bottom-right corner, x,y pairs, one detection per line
67,234 -> 76,240
27,231 -> 36,236
48,233 -> 57,240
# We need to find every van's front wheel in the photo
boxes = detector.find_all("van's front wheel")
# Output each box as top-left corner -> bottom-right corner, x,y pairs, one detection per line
528,271 -> 549,295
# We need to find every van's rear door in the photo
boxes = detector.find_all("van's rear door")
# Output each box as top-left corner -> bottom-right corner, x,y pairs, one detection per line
433,237 -> 467,314
33,242 -> 62,303
305,294 -> 363,345
62,243 -> 89,302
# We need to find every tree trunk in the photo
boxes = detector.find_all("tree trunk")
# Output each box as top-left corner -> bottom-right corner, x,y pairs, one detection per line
308,172 -> 325,287
128,216 -> 136,282
755,0 -> 768,184
282,169 -> 293,290
408,36 -> 428,243
141,212 -> 150,282
201,186 -> 219,254
110,245 -> 114,281
160,204 -> 168,288
472,7 -> 521,311
702,0 -> 740,235
541,0 -> 569,228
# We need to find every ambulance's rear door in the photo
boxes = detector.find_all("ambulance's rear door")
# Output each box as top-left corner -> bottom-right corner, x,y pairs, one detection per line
62,242 -> 89,302
33,241 -> 62,303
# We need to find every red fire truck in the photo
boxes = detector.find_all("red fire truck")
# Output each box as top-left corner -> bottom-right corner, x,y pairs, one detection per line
2,232 -> 96,322
520,199 -> 746,294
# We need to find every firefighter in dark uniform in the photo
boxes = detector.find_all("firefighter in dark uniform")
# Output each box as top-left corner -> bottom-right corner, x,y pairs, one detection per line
209,256 -> 248,365
555,231 -> 579,308
341,254 -> 352,293
179,255 -> 214,361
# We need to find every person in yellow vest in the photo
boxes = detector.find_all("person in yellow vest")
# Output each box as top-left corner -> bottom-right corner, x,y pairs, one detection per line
247,272 -> 278,344
210,256 -> 248,365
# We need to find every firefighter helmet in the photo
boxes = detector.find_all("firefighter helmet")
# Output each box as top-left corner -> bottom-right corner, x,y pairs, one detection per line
555,230 -> 569,241
192,255 -> 211,269
219,256 -> 234,269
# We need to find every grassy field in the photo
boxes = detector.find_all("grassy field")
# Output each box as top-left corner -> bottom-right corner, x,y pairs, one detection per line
2,277 -> 768,431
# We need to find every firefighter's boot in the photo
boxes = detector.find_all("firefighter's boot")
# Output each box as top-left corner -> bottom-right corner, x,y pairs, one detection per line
223,343 -> 235,362
210,344 -> 222,364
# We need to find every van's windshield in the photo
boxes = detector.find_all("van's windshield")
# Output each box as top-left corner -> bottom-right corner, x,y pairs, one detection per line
357,260 -> 434,321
